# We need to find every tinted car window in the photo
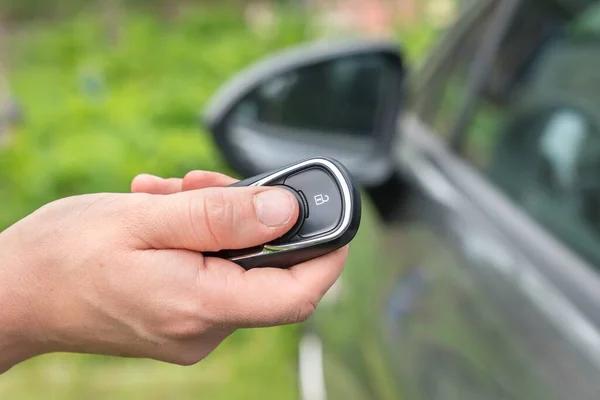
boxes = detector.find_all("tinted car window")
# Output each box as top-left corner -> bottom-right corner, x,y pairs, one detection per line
233,54 -> 398,137
414,0 -> 500,136
460,0 -> 600,267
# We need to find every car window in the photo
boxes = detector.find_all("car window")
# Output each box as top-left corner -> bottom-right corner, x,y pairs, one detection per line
459,0 -> 600,267
413,0 -> 500,137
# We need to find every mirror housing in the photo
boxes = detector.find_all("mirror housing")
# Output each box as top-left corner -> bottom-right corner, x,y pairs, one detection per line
204,38 -> 407,189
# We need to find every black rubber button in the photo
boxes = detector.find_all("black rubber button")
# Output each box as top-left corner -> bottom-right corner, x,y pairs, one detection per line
269,185 -> 306,244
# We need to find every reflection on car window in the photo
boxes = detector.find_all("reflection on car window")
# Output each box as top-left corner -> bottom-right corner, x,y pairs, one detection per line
233,54 -> 399,137
414,1 -> 499,136
460,1 -> 600,268
538,111 -> 589,192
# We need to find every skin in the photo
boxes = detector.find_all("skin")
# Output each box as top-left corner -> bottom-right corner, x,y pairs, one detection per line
0,170 -> 348,373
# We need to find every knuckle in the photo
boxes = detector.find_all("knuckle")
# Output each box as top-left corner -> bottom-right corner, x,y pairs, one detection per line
157,305 -> 206,341
160,318 -> 205,342
288,288 -> 318,324
293,300 -> 317,324
196,190 -> 234,250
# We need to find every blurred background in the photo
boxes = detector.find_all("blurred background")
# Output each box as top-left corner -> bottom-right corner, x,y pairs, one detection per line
0,1 -> 462,398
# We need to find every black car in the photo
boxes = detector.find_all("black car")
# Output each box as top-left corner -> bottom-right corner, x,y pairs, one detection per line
204,0 -> 600,398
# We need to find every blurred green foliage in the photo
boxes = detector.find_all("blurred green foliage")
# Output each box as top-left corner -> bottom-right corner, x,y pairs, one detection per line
0,4 -> 311,229
2,326 -> 301,400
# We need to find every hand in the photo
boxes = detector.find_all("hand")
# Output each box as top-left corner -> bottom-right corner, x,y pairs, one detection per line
0,170 -> 348,372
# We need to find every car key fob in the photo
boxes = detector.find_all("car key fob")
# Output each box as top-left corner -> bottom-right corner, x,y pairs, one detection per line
205,157 -> 361,270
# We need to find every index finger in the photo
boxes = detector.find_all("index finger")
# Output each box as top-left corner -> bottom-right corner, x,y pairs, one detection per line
131,171 -> 238,195
182,171 -> 238,191
131,175 -> 183,194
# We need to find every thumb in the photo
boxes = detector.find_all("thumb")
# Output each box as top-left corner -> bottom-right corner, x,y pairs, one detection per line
130,186 -> 299,252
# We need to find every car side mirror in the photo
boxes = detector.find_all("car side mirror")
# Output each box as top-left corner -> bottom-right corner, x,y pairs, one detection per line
203,38 -> 408,189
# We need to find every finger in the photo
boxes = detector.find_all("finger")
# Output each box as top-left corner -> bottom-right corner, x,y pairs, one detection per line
182,171 -> 238,191
288,245 -> 350,301
131,174 -> 182,195
201,246 -> 349,328
132,171 -> 238,194
132,186 -> 299,252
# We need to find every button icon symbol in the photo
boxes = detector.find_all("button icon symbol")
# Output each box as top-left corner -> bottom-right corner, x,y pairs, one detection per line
314,194 -> 330,206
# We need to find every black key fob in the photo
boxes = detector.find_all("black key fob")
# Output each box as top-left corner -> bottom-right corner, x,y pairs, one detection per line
205,157 -> 361,270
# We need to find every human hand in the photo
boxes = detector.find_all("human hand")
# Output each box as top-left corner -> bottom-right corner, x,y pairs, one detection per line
0,170 -> 348,372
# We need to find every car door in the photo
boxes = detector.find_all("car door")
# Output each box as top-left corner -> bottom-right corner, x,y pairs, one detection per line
308,0 -> 600,399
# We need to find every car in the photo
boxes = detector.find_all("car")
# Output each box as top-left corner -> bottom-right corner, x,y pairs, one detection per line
203,0 -> 600,398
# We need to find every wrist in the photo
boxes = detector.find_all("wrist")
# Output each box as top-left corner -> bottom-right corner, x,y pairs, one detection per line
0,226 -> 47,372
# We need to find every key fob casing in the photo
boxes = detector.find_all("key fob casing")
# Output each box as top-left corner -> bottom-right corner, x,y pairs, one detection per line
206,157 -> 361,269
